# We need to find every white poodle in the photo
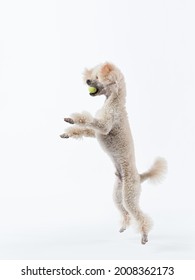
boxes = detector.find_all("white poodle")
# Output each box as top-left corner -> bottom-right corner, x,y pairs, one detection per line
60,62 -> 167,244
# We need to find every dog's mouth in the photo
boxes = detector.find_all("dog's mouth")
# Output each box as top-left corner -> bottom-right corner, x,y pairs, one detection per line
87,82 -> 103,97
89,88 -> 99,96
87,81 -> 115,97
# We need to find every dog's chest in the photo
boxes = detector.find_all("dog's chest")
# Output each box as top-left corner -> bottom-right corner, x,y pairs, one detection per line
96,127 -> 120,155
95,108 -> 104,119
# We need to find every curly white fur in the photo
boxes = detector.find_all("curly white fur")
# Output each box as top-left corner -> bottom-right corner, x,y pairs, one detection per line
60,62 -> 167,245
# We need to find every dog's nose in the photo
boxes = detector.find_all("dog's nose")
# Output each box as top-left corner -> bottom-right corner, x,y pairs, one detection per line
86,79 -> 91,85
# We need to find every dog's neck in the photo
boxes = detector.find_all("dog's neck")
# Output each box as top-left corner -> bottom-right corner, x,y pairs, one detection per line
104,83 -> 126,106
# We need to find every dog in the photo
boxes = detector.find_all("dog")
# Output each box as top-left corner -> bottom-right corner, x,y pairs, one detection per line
60,62 -> 167,244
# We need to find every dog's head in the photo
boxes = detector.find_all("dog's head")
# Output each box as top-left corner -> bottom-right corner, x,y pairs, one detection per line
83,62 -> 125,100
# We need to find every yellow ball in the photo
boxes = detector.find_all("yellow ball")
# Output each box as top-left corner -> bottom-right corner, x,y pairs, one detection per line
88,86 -> 97,94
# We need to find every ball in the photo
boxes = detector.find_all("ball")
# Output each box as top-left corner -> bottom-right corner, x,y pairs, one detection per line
88,86 -> 97,94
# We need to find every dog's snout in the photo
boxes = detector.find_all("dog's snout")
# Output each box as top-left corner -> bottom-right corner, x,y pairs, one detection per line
86,79 -> 91,85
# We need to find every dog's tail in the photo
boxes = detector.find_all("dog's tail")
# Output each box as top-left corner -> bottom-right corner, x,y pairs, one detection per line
140,157 -> 167,184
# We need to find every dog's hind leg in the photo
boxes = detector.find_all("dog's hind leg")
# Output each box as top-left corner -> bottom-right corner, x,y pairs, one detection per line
122,176 -> 152,244
113,173 -> 131,233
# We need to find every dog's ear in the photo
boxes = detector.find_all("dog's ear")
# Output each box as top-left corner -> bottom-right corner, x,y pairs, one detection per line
101,63 -> 114,76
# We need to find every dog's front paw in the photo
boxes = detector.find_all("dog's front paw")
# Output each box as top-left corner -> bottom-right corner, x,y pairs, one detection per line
60,133 -> 69,138
64,117 -> 74,124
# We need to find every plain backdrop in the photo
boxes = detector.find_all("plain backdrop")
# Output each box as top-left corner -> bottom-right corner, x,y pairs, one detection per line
0,0 -> 195,259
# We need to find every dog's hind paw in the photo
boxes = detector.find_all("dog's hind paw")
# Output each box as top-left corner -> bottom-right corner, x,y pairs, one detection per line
141,233 -> 148,245
119,227 -> 126,233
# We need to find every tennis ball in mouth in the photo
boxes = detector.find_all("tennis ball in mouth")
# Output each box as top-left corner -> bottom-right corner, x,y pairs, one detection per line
88,86 -> 97,94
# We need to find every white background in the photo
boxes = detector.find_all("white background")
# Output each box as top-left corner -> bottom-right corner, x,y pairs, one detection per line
0,0 -> 195,259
